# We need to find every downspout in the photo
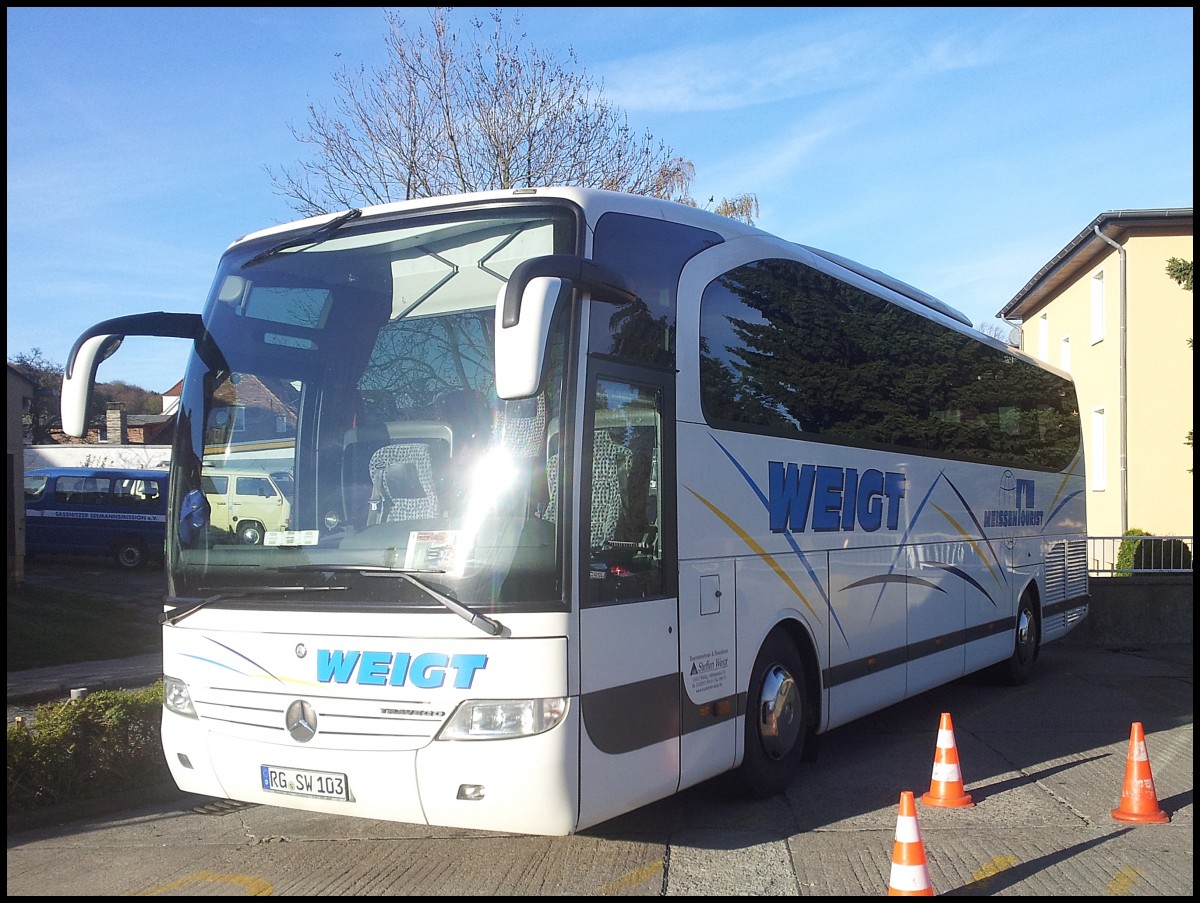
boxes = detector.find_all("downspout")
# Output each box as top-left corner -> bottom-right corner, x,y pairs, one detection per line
1093,226 -> 1128,534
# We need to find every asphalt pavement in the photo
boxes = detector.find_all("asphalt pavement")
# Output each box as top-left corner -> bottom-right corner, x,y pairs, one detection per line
7,640 -> 1193,895
6,556 -> 1193,896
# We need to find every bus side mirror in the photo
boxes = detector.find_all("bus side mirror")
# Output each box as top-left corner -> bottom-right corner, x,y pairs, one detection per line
494,255 -> 638,400
61,311 -> 206,437
62,334 -> 124,437
494,277 -> 567,400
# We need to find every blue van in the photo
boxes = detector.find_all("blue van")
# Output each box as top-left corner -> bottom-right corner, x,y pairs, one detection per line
23,467 -> 168,569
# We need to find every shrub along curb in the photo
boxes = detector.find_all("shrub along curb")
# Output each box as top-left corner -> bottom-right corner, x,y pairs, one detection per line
7,684 -> 173,824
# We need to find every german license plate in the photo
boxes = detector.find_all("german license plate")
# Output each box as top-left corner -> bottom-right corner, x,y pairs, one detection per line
260,765 -> 348,801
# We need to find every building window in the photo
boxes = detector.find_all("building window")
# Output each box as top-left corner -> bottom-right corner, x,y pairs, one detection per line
1038,313 -> 1049,359
1091,271 -> 1105,345
1060,335 -> 1071,372
1090,407 -> 1106,492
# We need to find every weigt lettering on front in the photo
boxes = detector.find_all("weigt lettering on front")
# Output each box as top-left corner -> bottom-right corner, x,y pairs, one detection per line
315,649 -> 489,689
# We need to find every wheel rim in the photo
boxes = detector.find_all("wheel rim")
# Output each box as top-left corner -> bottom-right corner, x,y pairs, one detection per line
1015,604 -> 1036,664
118,546 -> 143,568
240,525 -> 262,544
756,664 -> 801,761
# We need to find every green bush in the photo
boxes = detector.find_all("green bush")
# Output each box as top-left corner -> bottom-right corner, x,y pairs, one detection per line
6,682 -> 171,813
1118,525 -> 1195,573
1116,528 -> 1194,575
1134,537 -> 1193,571
1115,528 -> 1150,576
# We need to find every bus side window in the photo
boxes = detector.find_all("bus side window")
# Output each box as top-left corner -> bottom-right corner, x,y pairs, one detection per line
589,378 -> 665,605
544,418 -> 560,522
591,429 -> 632,550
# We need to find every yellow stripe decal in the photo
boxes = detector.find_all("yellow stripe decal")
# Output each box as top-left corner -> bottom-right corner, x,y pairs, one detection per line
931,502 -> 1000,585
685,485 -> 821,623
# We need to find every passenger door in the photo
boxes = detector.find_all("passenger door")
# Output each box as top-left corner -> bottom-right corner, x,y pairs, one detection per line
577,368 -> 680,828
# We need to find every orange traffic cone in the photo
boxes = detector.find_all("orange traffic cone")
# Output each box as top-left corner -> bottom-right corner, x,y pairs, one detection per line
920,712 -> 974,808
1111,722 -> 1169,824
887,790 -> 934,896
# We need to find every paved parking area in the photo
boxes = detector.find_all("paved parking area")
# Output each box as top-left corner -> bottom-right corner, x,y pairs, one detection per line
7,641 -> 1191,896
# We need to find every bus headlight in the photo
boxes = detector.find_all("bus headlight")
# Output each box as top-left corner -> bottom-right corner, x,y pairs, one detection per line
437,697 -> 568,740
163,675 -> 198,719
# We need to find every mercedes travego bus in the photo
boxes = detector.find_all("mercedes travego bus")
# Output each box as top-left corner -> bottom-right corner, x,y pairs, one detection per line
60,187 -> 1089,836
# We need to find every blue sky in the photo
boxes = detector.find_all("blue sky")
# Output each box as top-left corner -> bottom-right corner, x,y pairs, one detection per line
7,7 -> 1194,392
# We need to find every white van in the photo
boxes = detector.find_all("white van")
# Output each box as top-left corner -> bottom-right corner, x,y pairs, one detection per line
201,468 -> 293,545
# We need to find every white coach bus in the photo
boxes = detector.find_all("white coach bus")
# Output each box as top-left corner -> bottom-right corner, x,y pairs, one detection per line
61,187 -> 1088,835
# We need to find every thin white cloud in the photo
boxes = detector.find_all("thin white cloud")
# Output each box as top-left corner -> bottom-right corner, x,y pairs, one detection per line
596,12 -> 1026,114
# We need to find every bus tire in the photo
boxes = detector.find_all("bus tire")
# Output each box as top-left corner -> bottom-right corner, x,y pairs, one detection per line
739,632 -> 808,799
237,521 -> 265,545
996,591 -> 1039,686
114,538 -> 148,570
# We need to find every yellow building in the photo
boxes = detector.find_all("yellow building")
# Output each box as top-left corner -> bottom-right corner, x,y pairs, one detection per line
998,208 -> 1193,557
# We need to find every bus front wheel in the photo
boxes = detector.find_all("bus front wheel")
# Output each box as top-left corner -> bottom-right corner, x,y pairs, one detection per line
739,632 -> 808,798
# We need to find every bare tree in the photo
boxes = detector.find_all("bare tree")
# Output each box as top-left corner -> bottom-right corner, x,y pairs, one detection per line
269,8 -> 708,217
10,348 -> 63,443
11,348 -> 160,443
712,193 -> 761,226
974,318 -> 1014,342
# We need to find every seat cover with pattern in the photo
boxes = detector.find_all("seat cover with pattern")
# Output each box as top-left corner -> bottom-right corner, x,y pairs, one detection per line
367,443 -> 439,523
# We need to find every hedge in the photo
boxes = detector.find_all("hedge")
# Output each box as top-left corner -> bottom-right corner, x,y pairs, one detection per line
7,682 -> 171,813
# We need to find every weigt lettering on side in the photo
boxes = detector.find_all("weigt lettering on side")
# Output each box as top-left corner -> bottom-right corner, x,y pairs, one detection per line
768,462 -> 907,534
768,461 -> 816,533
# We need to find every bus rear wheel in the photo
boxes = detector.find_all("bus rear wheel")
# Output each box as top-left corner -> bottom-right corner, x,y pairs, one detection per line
995,591 -> 1039,685
739,632 -> 808,799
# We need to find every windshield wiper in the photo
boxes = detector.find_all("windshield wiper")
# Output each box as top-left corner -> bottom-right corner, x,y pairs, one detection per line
275,564 -> 508,637
162,585 -> 347,626
241,208 -> 362,269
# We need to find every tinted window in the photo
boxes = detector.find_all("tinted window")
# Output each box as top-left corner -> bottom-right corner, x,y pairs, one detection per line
587,378 -> 665,605
590,212 -> 722,367
24,474 -> 48,500
113,477 -> 164,508
202,475 -> 228,494
53,475 -> 112,505
236,476 -> 276,498
271,471 -> 295,501
699,258 -> 1081,471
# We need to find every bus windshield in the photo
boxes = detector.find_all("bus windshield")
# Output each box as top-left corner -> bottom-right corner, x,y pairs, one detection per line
166,202 -> 578,614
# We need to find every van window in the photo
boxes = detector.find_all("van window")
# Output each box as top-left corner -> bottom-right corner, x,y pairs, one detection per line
202,475 -> 229,494
24,474 -> 48,501
270,470 -> 295,501
113,477 -> 165,508
237,476 -> 277,498
54,474 -> 112,506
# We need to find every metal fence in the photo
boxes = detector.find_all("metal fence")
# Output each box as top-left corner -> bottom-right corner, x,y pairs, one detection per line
1087,535 -> 1194,576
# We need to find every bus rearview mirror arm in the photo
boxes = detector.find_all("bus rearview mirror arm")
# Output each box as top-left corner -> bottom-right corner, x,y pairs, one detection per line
61,312 -> 208,438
